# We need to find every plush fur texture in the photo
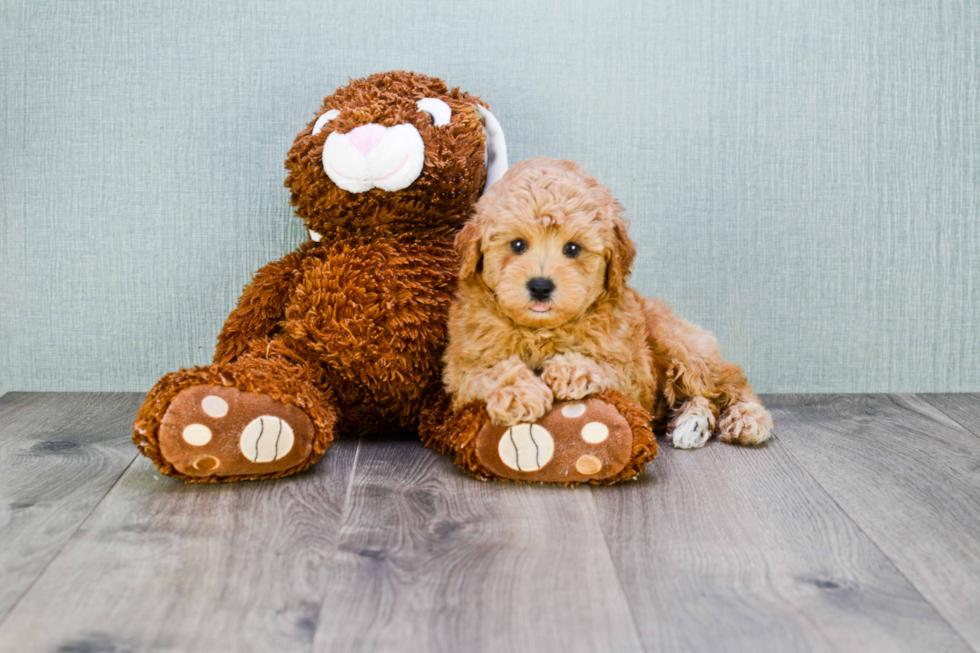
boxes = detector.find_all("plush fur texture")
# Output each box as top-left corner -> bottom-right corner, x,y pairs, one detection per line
133,353 -> 336,482
285,73 -> 488,233
419,389 -> 657,485
443,158 -> 773,449
134,72 -> 495,481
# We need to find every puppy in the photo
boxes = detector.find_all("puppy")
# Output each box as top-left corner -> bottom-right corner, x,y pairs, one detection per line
444,158 -> 772,449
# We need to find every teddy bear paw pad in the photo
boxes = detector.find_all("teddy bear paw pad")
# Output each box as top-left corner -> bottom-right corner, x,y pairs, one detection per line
475,398 -> 633,483
159,385 -> 315,478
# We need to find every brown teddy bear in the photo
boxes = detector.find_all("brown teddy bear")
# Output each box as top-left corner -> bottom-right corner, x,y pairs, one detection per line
133,71 -> 510,482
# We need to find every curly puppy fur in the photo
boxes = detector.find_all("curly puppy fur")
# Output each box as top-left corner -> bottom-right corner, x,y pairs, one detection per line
444,158 -> 772,448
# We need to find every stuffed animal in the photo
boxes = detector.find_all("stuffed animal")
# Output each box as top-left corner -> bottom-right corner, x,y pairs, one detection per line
420,158 -> 772,485
133,71 -> 508,482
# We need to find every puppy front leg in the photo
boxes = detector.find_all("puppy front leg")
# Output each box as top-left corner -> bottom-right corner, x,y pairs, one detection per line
455,356 -> 554,427
667,396 -> 717,449
540,352 -> 615,401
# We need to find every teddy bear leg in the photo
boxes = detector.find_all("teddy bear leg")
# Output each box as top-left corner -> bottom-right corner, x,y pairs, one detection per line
133,354 -> 338,483
421,390 -> 658,485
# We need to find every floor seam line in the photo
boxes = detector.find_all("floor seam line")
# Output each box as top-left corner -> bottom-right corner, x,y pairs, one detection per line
773,413 -> 979,653
339,437 -> 363,528
912,393 -> 980,441
305,435 -> 362,653
586,487 -> 649,653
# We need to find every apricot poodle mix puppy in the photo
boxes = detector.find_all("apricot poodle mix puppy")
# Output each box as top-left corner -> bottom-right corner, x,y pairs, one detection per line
443,157 -> 772,449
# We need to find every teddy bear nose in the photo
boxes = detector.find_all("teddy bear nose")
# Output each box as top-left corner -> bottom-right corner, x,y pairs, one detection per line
347,123 -> 386,155
527,277 -> 556,301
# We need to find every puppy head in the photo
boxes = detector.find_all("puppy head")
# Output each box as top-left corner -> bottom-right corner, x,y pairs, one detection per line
457,157 -> 635,328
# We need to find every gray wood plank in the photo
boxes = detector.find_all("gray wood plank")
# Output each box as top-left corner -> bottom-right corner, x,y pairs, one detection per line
918,394 -> 980,438
0,431 -> 358,652
592,423 -> 970,652
0,392 -> 142,624
311,433 -> 643,653
767,394 -> 980,650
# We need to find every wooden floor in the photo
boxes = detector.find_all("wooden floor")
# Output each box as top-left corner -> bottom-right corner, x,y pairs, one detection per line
0,393 -> 978,652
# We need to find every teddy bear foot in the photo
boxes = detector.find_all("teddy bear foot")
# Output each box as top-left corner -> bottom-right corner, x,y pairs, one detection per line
157,384 -> 318,480
478,398 -> 634,482
422,390 -> 657,485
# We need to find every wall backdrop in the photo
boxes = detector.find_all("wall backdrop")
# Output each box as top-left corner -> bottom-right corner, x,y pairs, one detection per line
2,0 -> 978,396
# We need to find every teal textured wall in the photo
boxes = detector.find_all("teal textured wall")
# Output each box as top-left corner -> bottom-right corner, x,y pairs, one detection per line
2,0 -> 978,395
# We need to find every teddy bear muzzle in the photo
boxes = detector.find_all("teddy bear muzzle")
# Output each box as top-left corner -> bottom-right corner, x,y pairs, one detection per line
322,122 -> 425,193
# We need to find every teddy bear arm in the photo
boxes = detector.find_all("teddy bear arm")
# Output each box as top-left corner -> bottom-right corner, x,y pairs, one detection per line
214,249 -> 307,364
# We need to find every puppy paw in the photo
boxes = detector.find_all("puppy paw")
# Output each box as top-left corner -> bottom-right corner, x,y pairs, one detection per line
486,375 -> 554,426
718,401 -> 773,445
541,353 -> 610,401
668,397 -> 717,449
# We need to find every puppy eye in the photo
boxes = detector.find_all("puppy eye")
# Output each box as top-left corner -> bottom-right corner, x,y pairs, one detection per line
563,242 -> 582,258
510,239 -> 528,254
416,98 -> 452,127
312,109 -> 341,136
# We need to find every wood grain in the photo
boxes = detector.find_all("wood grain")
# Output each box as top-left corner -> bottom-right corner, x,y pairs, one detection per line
591,428 -> 970,652
0,392 -> 141,624
768,394 -> 980,650
3,393 -> 980,651
311,432 -> 644,653
918,394 -> 980,439
0,417 -> 358,653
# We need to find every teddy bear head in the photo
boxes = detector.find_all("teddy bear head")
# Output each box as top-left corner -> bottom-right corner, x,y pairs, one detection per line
285,71 -> 507,236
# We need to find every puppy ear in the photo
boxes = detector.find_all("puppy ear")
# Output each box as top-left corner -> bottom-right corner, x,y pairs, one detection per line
455,219 -> 483,284
604,209 -> 636,295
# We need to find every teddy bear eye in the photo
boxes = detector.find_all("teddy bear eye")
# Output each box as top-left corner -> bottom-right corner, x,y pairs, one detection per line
312,109 -> 340,136
416,98 -> 451,127
563,242 -> 582,258
510,239 -> 528,254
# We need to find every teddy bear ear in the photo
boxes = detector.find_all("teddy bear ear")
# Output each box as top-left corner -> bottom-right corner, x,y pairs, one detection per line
475,105 -> 508,193
312,109 -> 340,136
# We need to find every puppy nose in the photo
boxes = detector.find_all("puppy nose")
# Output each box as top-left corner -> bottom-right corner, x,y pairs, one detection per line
527,277 -> 556,301
347,123 -> 386,155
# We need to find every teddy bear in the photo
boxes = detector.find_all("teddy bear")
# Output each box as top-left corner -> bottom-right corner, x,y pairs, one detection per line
132,71 -> 510,482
